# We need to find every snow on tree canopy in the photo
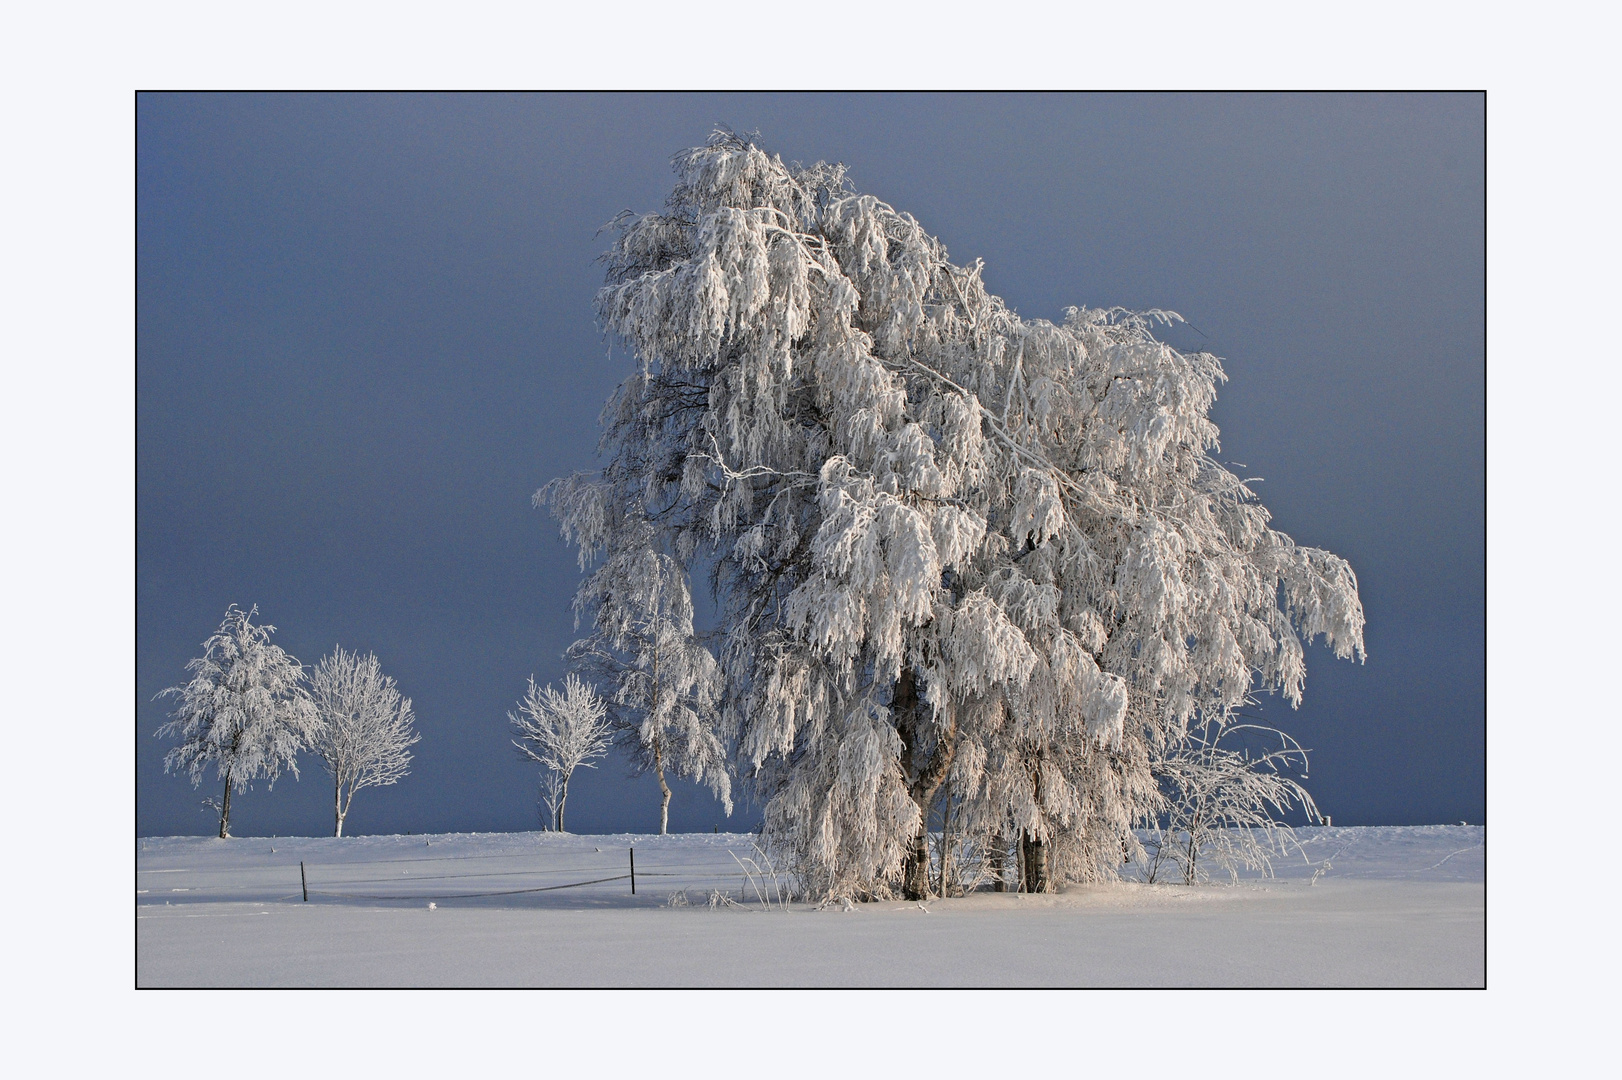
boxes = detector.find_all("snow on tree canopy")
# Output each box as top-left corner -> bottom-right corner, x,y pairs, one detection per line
309,646 -> 420,838
542,130 -> 1365,898
156,604 -> 320,838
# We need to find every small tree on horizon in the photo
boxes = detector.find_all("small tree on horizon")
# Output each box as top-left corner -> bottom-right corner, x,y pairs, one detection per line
510,674 -> 612,832
308,646 -> 420,837
157,604 -> 319,838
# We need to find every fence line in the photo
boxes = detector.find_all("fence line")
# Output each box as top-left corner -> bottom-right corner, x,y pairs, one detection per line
299,869 -> 694,892
137,845 -> 775,905
305,864 -> 644,885
138,858 -> 761,876
307,873 -> 636,902
266,848 -> 616,868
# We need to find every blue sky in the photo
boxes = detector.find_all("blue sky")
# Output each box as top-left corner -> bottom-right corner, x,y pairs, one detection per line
137,93 -> 1483,836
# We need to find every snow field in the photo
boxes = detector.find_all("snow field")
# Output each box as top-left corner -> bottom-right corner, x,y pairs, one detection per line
137,830 -> 789,908
137,825 -> 1483,987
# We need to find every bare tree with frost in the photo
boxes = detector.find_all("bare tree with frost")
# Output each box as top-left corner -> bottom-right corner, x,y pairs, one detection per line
1140,721 -> 1319,885
156,604 -> 319,838
543,130 -> 1365,899
510,674 -> 612,832
308,646 -> 420,837
548,505 -> 733,834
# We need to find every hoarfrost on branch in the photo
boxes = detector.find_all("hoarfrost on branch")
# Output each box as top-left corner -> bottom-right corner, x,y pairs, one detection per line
554,515 -> 732,835
510,674 -> 612,832
542,131 -> 1366,899
156,604 -> 319,838
308,646 -> 420,837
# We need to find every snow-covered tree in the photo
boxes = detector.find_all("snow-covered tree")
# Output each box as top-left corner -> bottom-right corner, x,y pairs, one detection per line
156,604 -> 319,838
308,646 -> 420,837
1140,721 -> 1319,885
510,674 -> 612,832
543,503 -> 733,834
545,130 -> 1365,898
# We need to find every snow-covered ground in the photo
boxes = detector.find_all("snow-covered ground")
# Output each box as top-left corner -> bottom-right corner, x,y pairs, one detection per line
136,825 -> 1483,987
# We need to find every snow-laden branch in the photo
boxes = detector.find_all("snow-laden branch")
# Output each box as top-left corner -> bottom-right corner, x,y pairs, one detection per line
156,605 -> 319,838
538,128 -> 1367,899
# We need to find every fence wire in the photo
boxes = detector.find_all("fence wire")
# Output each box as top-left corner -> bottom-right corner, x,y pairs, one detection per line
137,846 -> 775,905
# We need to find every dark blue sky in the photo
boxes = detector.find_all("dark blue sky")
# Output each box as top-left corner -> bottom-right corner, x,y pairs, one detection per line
137,92 -> 1483,837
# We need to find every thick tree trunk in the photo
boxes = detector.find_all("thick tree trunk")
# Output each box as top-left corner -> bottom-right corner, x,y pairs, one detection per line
894,670 -> 928,899
655,739 -> 671,836
902,830 -> 931,901
334,779 -> 345,837
557,774 -> 569,833
1020,829 -> 1050,893
1017,759 -> 1052,893
990,832 -> 1007,892
218,770 -> 233,838
894,669 -> 959,901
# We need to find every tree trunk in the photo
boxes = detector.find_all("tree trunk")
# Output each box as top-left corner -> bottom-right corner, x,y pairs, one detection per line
218,769 -> 233,838
1020,829 -> 1050,893
990,832 -> 1007,892
655,739 -> 671,836
893,669 -> 928,900
557,773 -> 569,833
902,830 -> 931,901
334,779 -> 345,837
1017,759 -> 1051,893
894,668 -> 959,901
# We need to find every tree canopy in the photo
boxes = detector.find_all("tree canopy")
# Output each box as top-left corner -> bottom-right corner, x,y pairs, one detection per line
308,646 -> 419,837
157,604 -> 319,838
545,130 -> 1365,898
510,674 -> 613,832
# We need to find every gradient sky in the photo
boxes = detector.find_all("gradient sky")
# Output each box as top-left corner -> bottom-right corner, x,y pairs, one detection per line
137,92 -> 1483,837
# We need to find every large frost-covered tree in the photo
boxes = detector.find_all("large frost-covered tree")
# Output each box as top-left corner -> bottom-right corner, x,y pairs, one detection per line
545,130 -> 1365,899
156,604 -> 320,838
545,503 -> 733,834
308,646 -> 420,837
